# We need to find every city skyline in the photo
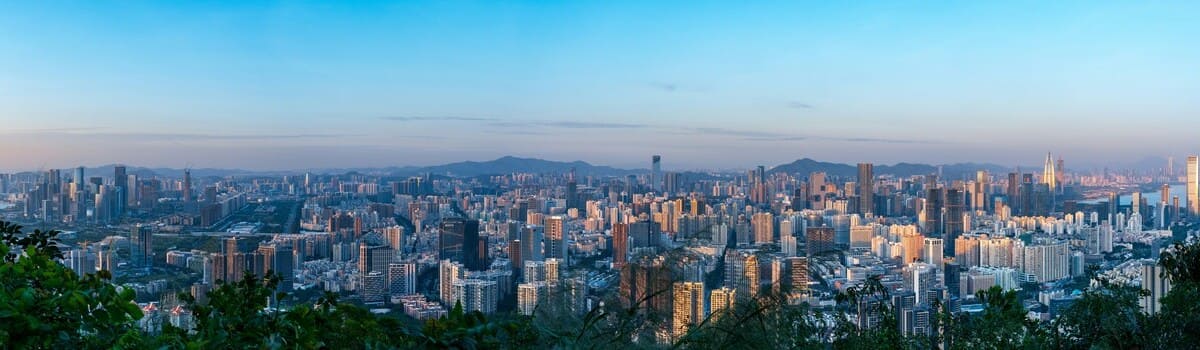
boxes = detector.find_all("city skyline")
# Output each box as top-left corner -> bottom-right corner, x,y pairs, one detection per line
3,1 -> 1199,170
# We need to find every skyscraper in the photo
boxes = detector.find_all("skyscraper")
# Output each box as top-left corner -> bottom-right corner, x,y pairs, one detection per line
113,165 -> 127,216
130,224 -> 152,270
612,223 -> 628,269
858,163 -> 874,215
440,218 -> 485,270
545,216 -> 566,262
1043,152 -> 1057,191
651,155 -> 662,192
182,169 -> 193,202
1188,156 -> 1198,217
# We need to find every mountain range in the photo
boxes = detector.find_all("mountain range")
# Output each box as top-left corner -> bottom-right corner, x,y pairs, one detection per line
15,156 -> 1061,180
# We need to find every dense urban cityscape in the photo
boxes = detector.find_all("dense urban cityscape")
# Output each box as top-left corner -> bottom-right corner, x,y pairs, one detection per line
4,1 -> 1199,348
2,152 -> 1200,347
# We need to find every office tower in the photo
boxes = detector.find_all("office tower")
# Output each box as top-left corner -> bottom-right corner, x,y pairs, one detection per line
439,260 -> 464,304
901,232 -> 923,264
1043,152 -> 1057,191
545,216 -> 567,262
1189,156 -> 1198,217
388,262 -> 418,296
440,218 -> 485,270
73,166 -> 85,191
628,220 -> 660,249
651,155 -> 662,192
923,188 -> 944,236
672,282 -> 705,338
724,250 -> 759,298
612,223 -> 628,269
709,287 -> 736,316
858,163 -> 874,215
1168,156 -> 1175,176
945,188 -> 964,255
1006,172 -> 1019,212
113,165 -> 126,216
945,261 -> 962,300
923,238 -> 944,268
130,224 -> 152,269
1140,261 -> 1172,315
182,169 -> 193,202
359,239 -> 391,280
362,271 -> 387,304
751,212 -> 774,244
806,227 -> 834,257
1019,174 -> 1034,215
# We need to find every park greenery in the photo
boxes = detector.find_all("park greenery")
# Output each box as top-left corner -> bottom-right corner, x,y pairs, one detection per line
2,219 -> 1198,349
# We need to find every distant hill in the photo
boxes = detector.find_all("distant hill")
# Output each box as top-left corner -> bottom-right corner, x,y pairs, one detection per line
768,158 -> 1016,180
410,156 -> 641,177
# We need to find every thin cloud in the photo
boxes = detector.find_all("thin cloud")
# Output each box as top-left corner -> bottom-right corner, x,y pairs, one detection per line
686,127 -> 788,138
1,127 -> 108,134
11,130 -> 363,140
488,120 -> 649,129
380,116 -> 496,122
788,101 -> 814,109
739,134 -> 944,144
650,82 -> 679,92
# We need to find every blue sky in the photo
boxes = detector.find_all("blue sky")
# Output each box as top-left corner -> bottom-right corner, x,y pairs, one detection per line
1,1 -> 1197,171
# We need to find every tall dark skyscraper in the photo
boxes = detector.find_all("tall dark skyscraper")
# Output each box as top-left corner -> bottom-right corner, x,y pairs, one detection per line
1007,172 -> 1019,213
1021,174 -> 1035,216
113,165 -> 127,216
440,218 -> 485,270
944,188 -> 964,256
651,155 -> 662,192
130,224 -> 151,269
858,163 -> 874,215
924,188 -> 944,237
182,169 -> 193,202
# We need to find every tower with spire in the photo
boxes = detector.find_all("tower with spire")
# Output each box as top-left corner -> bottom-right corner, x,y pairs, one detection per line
1043,152 -> 1057,191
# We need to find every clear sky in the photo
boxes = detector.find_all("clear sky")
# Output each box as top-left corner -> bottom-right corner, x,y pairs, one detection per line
1,1 -> 1197,171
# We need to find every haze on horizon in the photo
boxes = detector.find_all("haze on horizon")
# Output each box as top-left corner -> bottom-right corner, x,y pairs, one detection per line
2,1 -> 1198,171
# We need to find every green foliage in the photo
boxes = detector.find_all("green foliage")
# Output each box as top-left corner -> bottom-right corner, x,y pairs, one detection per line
946,287 -> 1047,349
4,218 -> 1200,349
0,221 -> 143,349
